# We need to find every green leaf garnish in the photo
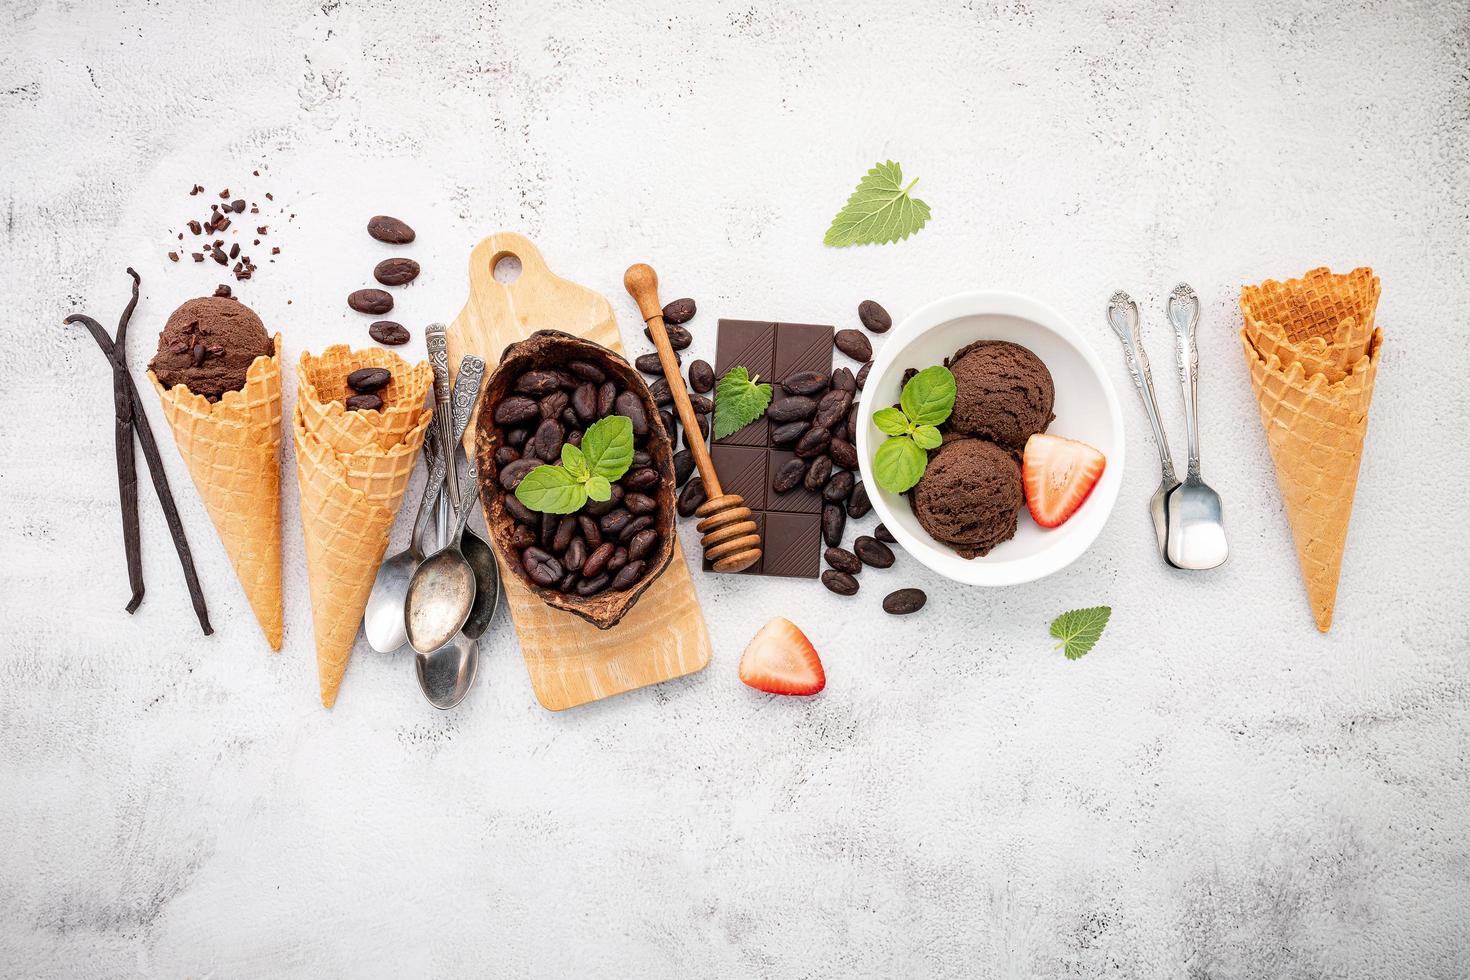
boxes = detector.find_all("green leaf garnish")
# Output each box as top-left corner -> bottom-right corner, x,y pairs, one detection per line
873,407 -> 909,436
514,415 -> 635,514
873,436 -> 927,494
514,465 -> 586,514
581,415 -> 634,480
900,365 -> 957,426
870,364 -> 957,494
585,475 -> 612,502
823,161 -> 932,247
713,366 -> 773,440
1050,607 -> 1112,660
561,443 -> 589,481
911,424 -> 943,450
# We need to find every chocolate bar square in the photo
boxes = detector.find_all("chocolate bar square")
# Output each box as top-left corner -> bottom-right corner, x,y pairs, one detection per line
761,512 -> 823,579
708,444 -> 768,512
773,322 -> 835,392
766,450 -> 823,514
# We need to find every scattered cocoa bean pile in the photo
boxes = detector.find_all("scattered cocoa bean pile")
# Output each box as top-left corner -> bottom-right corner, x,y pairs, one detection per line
351,215 -> 419,347
628,296 -> 710,516
490,360 -> 686,599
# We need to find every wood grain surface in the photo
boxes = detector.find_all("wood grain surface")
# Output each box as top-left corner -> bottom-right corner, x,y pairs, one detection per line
446,232 -> 711,710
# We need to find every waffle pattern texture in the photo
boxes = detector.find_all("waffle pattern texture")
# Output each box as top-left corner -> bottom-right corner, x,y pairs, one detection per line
293,346 -> 433,707
1239,268 -> 1382,632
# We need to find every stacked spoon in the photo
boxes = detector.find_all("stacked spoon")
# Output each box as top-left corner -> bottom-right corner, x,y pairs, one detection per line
363,324 -> 501,708
1107,285 -> 1228,570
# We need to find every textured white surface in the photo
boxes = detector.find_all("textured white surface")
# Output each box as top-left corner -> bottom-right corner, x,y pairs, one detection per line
3,1 -> 1469,976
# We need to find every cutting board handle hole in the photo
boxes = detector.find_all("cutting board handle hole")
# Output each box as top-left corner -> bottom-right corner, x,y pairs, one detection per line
492,251 -> 523,284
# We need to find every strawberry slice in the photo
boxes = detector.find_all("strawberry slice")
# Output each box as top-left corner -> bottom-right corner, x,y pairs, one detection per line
1023,433 -> 1106,528
739,618 -> 825,696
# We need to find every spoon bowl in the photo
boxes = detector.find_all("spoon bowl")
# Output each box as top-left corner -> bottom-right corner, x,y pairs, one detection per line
1166,479 -> 1228,570
415,632 -> 479,709
406,546 -> 477,653
461,524 -> 501,639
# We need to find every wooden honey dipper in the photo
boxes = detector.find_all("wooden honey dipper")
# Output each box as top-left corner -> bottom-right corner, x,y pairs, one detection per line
624,263 -> 762,573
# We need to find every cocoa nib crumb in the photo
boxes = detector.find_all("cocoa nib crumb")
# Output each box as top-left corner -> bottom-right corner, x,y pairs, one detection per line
218,188 -> 230,199
191,252 -> 204,262
167,251 -> 179,262
188,219 -> 202,235
214,284 -> 233,298
256,225 -> 267,235
230,199 -> 246,213
189,183 -> 204,195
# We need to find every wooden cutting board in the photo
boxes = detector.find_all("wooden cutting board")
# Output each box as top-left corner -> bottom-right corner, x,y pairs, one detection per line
446,232 -> 712,710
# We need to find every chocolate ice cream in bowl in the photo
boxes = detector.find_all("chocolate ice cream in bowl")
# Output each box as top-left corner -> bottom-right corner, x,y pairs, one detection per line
856,292 -> 1124,586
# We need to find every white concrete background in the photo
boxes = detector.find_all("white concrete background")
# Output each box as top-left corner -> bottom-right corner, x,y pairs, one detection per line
2,0 -> 1468,976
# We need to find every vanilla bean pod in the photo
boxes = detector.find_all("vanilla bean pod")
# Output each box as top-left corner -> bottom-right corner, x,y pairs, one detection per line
112,269 -> 144,611
66,277 -> 213,635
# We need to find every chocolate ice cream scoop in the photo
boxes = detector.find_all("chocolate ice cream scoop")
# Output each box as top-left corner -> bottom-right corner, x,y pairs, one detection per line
911,437 -> 1023,558
149,296 -> 273,401
946,340 -> 1055,449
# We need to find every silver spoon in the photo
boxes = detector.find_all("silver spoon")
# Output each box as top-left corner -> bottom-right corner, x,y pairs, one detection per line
363,356 -> 484,653
415,456 -> 484,709
1163,284 -> 1229,570
1107,290 -> 1180,565
415,633 -> 478,710
405,325 -> 478,653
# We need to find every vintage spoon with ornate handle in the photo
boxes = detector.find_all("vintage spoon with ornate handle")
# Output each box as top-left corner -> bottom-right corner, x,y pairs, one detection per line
624,263 -> 761,572
404,325 -> 479,653
1164,284 -> 1229,570
1107,290 -> 1180,566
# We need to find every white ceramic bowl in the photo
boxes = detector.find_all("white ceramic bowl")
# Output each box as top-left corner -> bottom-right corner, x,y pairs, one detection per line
856,291 -> 1124,586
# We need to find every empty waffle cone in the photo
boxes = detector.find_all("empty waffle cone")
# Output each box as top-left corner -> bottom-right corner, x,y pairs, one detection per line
297,346 -> 434,454
1239,272 -> 1383,632
149,336 -> 284,650
1240,266 -> 1380,348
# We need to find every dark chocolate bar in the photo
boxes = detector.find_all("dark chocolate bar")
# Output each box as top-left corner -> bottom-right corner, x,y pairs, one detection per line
707,319 -> 834,578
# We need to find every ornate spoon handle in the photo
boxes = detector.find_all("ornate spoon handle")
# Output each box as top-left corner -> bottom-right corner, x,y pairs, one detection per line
1107,290 -> 1177,483
413,356 -> 484,551
1168,284 -> 1202,479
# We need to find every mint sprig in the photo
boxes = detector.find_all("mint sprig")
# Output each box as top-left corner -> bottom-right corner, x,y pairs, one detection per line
1050,607 -> 1112,660
713,366 -> 773,440
824,161 -> 932,247
870,365 -> 955,494
514,415 -> 634,514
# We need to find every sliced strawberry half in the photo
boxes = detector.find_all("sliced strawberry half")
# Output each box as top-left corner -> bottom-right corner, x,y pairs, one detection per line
739,618 -> 825,696
1023,433 -> 1106,529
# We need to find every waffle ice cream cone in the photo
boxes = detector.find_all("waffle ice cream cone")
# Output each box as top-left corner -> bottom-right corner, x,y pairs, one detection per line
294,347 -> 432,708
1239,268 -> 1383,631
297,346 -> 433,454
149,336 -> 284,649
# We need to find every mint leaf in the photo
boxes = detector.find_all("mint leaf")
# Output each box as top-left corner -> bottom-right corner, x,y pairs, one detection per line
873,436 -> 928,493
561,443 -> 589,481
901,365 -> 956,426
515,465 -> 587,514
1050,607 -> 1112,660
873,407 -> 909,436
585,475 -> 612,502
582,415 -> 634,480
824,161 -> 932,247
714,366 -> 773,440
911,424 -> 943,450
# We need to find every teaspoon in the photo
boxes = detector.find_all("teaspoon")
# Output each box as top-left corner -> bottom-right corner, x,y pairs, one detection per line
1107,290 -> 1180,565
1164,284 -> 1229,570
404,326 -> 478,653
